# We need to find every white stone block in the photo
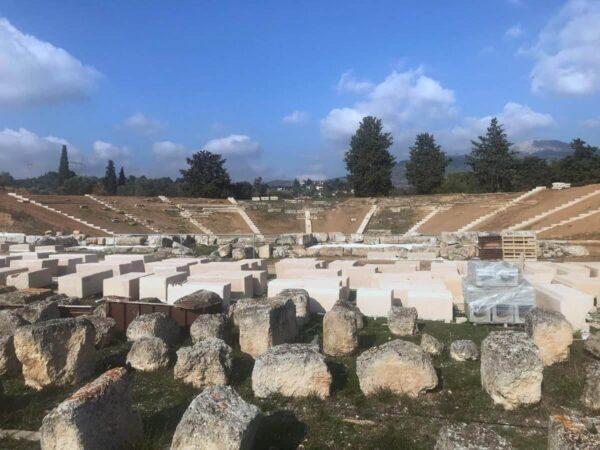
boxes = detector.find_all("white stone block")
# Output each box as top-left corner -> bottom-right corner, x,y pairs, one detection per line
533,282 -> 594,330
267,278 -> 345,314
7,268 -> 52,289
35,245 -> 64,253
139,271 -> 188,301
76,262 -> 133,277
356,288 -> 393,317
188,273 -> 253,299
103,272 -> 151,299
404,287 -> 454,322
0,267 -> 28,285
8,244 -> 34,252
58,270 -> 113,298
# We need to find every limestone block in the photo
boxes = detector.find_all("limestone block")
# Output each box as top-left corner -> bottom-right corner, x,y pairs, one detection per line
7,268 -> 52,289
233,297 -> 297,358
547,415 -> 600,450
11,258 -> 59,276
267,278 -> 345,314
58,270 -> 113,298
582,361 -> 600,410
174,338 -> 233,388
356,339 -> 437,397
0,267 -> 27,285
356,288 -> 393,318
40,367 -> 142,450
343,266 -> 378,289
170,386 -> 261,450
174,290 -> 223,313
258,244 -> 272,258
103,272 -> 150,299
323,301 -> 358,356
126,312 -> 180,346
554,274 -> 600,302
388,305 -> 418,336
144,261 -> 191,275
167,282 -> 231,307
126,337 -> 170,371
76,262 -> 134,277
481,331 -> 543,410
404,287 -> 454,322
188,273 -> 253,299
421,334 -> 444,356
434,423 -> 512,450
139,271 -> 188,301
197,261 -> 251,271
190,314 -> 228,344
532,282 -> 593,330
47,255 -> 84,276
277,288 -> 310,327
78,315 -> 116,348
525,307 -> 573,365
13,318 -> 96,390
449,340 -> 479,361
377,261 -> 419,273
9,243 -> 34,252
252,343 -> 331,399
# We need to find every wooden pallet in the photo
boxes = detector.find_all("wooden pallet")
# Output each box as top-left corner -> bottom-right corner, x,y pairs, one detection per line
501,231 -> 538,261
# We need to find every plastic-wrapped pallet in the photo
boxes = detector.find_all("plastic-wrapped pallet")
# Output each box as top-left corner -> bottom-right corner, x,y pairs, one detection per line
464,261 -> 534,324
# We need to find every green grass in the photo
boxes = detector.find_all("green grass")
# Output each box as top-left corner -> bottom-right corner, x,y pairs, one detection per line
0,318 -> 594,449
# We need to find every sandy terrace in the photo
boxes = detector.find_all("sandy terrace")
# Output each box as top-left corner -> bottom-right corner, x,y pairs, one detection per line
527,191 -> 600,230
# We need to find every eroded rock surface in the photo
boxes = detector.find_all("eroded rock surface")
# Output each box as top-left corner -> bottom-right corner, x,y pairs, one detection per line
525,307 -> 573,366
421,334 -> 444,357
174,338 -> 233,389
582,361 -> 600,411
278,289 -> 310,327
388,306 -> 417,336
548,415 -> 600,450
434,423 -> 512,450
190,313 -> 228,344
126,337 -> 170,372
450,340 -> 479,361
323,301 -> 358,356
126,312 -> 180,346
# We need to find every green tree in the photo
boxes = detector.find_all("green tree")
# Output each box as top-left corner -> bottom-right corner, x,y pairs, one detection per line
345,116 -> 396,197
118,167 -> 127,186
252,177 -> 267,196
180,150 -> 231,198
103,160 -> 118,195
436,172 -> 481,194
466,118 -> 518,192
57,145 -> 74,185
405,133 -> 449,194
558,139 -> 600,185
0,171 -> 15,188
513,156 -> 555,191
292,178 -> 301,196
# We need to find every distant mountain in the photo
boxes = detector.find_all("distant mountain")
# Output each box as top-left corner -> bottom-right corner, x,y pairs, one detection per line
265,179 -> 294,188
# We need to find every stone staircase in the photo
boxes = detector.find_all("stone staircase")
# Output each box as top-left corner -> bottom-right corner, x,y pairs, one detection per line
157,195 -> 170,203
536,206 -> 600,235
85,195 -> 160,233
304,210 -> 312,234
404,206 -> 446,236
507,188 -> 600,231
8,192 -> 114,235
458,186 -> 547,232
356,204 -> 378,234
236,207 -> 262,234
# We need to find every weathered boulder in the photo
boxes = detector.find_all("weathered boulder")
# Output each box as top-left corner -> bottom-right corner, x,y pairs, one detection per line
0,309 -> 28,336
323,301 -> 358,356
16,300 -> 60,323
356,339 -> 437,397
170,385 -> 262,450
278,288 -> 310,327
582,361 -> 600,410
0,335 -> 20,376
126,312 -> 180,346
40,367 -> 142,450
233,297 -> 297,358
174,338 -> 233,389
190,313 -> 228,344
450,340 -> 479,361
217,243 -> 232,258
126,337 -> 170,372
231,247 -> 247,260
421,333 -> 444,357
434,423 -> 512,450
388,305 -> 418,336
584,333 -> 600,359
252,343 -> 331,399
525,307 -> 573,366
174,290 -> 223,313
481,331 -> 543,410
14,318 -> 96,390
548,415 -> 600,450
77,316 -> 116,348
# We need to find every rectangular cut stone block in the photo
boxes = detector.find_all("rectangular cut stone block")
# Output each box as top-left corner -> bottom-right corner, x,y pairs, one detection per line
145,261 -> 191,274
356,288 -> 393,317
532,282 -> 593,330
11,258 -> 59,276
48,255 -> 84,276
377,261 -> 419,273
277,268 -> 343,282
198,261 -> 251,271
8,244 -> 34,252
343,266 -> 377,289
13,251 -> 52,260
554,275 -> 600,303
139,271 -> 188,301
556,263 -> 591,278
366,251 -> 400,260
188,273 -> 253,299
0,267 -> 28,285
104,254 -> 157,263
167,281 -> 231,306
406,251 -> 439,261
267,278 -> 345,314
327,260 -> 358,271
584,262 -> 600,278
238,259 -> 266,270
35,245 -> 64,253
103,272 -> 150,299
404,287 -> 454,322
274,258 -> 323,275
58,270 -> 113,297
76,262 -> 134,277
58,253 -> 98,263
7,268 -> 52,289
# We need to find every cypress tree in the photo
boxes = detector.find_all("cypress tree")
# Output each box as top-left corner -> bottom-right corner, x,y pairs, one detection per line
118,167 -> 127,186
58,145 -> 71,185
103,160 -> 118,195
405,133 -> 449,194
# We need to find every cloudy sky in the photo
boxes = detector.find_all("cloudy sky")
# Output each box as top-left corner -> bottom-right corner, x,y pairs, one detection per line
0,0 -> 599,180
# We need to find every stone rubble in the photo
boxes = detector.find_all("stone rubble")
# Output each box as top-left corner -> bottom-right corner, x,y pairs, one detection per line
174,337 -> 233,389
525,307 -> 573,366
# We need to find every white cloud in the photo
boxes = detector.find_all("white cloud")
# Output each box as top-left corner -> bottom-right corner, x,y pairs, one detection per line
0,18 -> 100,107
152,140 -> 188,158
91,140 -> 130,163
505,25 -> 524,39
584,117 -> 600,128
204,134 -> 261,157
528,0 -> 600,96
0,128 -> 79,177
322,68 -> 456,143
119,113 -> 165,135
448,102 -> 555,149
282,110 -> 308,124
336,71 -> 374,94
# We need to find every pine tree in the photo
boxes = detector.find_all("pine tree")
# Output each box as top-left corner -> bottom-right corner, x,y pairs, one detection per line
180,150 -> 231,198
58,145 -> 72,185
405,133 -> 449,194
103,160 -> 118,195
466,118 -> 517,192
344,116 -> 396,197
118,167 -> 127,186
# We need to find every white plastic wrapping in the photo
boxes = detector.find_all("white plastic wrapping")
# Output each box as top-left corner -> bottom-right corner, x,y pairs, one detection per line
463,281 -> 535,314
467,261 -> 521,288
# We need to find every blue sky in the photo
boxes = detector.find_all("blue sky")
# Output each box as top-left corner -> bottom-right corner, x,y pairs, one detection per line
1,0 -> 599,180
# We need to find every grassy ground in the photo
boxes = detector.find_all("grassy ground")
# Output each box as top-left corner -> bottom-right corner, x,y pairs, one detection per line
0,318 -> 593,449
366,207 -> 416,234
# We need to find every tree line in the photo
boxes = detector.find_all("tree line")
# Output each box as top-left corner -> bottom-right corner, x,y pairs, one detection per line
345,116 -> 600,196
